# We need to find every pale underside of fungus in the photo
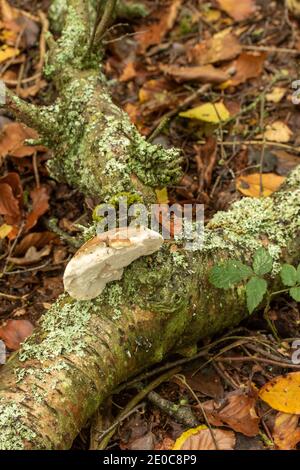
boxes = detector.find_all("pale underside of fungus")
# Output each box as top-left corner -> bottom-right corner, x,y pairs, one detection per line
63,226 -> 164,300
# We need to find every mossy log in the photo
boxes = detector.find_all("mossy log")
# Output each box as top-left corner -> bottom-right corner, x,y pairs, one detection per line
0,0 -> 299,449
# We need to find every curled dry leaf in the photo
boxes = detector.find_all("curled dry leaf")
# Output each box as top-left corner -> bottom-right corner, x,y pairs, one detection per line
224,52 -> 266,87
259,372 -> 300,415
13,231 -> 57,256
136,0 -> 182,52
0,122 -> 45,158
236,173 -> 286,198
173,425 -> 236,450
0,172 -> 23,226
160,64 -> 229,84
189,31 -> 242,66
203,391 -> 260,437
0,319 -> 34,350
273,412 -> 300,450
25,185 -> 50,231
9,245 -> 51,266
216,0 -> 257,21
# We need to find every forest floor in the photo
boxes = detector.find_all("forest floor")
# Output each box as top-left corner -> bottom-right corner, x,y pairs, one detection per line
0,0 -> 300,450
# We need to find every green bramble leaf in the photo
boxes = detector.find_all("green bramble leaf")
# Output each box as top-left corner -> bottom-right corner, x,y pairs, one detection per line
297,264 -> 300,284
246,277 -> 268,313
209,260 -> 253,290
280,264 -> 298,287
252,248 -> 273,276
289,287 -> 300,302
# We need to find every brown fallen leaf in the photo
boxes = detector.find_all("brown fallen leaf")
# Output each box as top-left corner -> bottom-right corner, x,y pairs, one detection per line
216,0 -> 257,21
160,64 -> 229,84
0,172 -> 23,225
203,391 -> 260,437
13,231 -> 58,256
8,244 -> 51,266
119,61 -> 137,82
189,31 -> 242,66
137,0 -> 182,52
173,425 -> 236,450
0,0 -> 40,49
225,52 -> 266,87
25,185 -> 50,231
264,121 -> 293,143
273,412 -> 300,450
0,319 -> 34,350
0,122 -> 44,158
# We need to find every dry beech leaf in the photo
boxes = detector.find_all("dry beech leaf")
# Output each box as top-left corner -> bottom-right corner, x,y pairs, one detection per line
9,245 -> 51,266
180,102 -> 230,123
264,121 -> 293,143
0,183 -> 21,225
0,44 -> 19,62
137,0 -> 182,52
160,64 -> 229,84
216,0 -> 257,21
203,392 -> 260,437
173,425 -> 236,450
236,173 -> 285,197
259,372 -> 300,415
224,52 -> 266,87
25,185 -> 50,231
0,122 -> 44,158
0,319 -> 34,350
13,231 -> 57,256
273,412 -> 300,450
189,31 -> 241,66
119,61 -> 137,82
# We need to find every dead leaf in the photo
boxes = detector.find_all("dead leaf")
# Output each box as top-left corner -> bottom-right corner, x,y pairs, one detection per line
0,223 -> 12,238
184,366 -> 224,399
266,87 -> 286,104
180,102 -> 230,123
137,0 -> 182,52
216,0 -> 257,21
0,122 -> 44,158
236,173 -> 285,197
25,185 -> 50,231
0,44 -> 19,62
0,182 -> 21,225
259,372 -> 300,415
161,64 -> 229,84
189,31 -> 241,66
203,391 -> 260,437
173,425 -> 236,450
264,121 -> 293,143
9,245 -> 51,266
13,231 -> 57,256
0,319 -> 34,350
119,61 -> 137,82
225,52 -> 266,87
273,412 -> 300,450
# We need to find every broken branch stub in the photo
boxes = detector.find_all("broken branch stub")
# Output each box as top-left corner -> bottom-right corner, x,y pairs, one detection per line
63,227 -> 164,300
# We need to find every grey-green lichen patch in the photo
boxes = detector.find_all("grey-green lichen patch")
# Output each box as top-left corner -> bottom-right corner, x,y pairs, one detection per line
0,401 -> 37,450
202,167 -> 300,274
19,294 -> 92,362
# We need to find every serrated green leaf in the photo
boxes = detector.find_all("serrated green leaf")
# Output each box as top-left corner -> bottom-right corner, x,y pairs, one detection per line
280,264 -> 298,287
290,287 -> 300,302
297,264 -> 300,284
246,277 -> 268,313
252,248 -> 273,276
209,260 -> 252,290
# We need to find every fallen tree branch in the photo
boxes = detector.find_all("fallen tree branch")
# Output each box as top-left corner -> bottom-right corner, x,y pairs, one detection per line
0,0 -> 299,450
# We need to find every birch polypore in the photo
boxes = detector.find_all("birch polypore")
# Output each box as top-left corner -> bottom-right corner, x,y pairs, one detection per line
63,227 -> 164,300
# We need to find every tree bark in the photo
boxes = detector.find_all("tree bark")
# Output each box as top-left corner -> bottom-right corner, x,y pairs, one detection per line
0,0 -> 299,450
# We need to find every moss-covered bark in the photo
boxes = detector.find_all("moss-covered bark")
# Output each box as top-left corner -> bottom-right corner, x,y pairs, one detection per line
0,0 -> 299,450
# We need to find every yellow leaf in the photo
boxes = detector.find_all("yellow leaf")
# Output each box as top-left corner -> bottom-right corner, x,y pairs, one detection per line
180,102 -> 230,123
259,372 -> 300,415
264,121 -> 293,143
273,412 -> 300,450
202,9 -> 221,22
173,425 -> 236,450
236,173 -> 285,197
266,87 -> 286,104
0,45 -> 19,63
0,224 -> 12,239
155,188 -> 169,204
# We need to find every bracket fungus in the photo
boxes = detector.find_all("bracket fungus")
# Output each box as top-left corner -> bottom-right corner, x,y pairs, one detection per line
63,227 -> 164,300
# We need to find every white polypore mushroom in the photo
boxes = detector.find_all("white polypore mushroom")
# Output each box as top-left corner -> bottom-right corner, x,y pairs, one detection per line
63,226 -> 164,300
